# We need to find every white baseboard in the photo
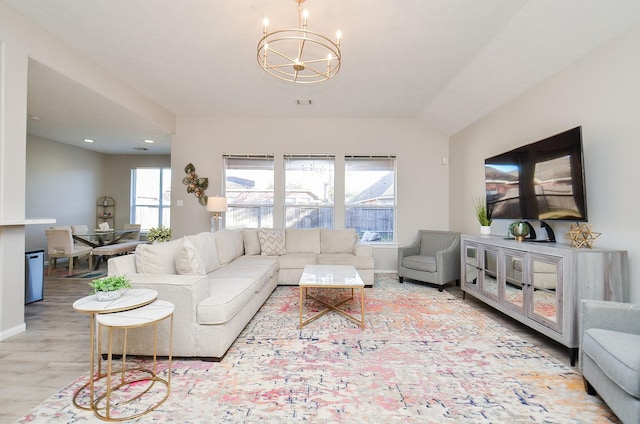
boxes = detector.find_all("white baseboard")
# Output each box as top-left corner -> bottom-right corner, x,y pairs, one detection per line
0,322 -> 26,341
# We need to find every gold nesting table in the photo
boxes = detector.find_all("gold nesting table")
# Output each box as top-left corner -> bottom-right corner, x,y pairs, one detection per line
72,289 -> 174,421
299,265 -> 365,329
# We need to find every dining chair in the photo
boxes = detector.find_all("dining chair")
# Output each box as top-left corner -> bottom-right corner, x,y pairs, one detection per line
121,223 -> 141,241
45,226 -> 93,276
71,224 -> 90,244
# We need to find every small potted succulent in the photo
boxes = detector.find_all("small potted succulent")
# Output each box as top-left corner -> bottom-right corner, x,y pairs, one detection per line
147,225 -> 172,243
89,275 -> 132,301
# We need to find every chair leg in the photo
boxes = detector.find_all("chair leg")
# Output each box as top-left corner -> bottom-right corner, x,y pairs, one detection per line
399,276 -> 404,283
48,258 -> 53,274
583,377 -> 597,395
68,256 -> 74,276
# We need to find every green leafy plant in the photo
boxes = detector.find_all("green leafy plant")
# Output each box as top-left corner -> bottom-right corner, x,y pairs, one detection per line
474,197 -> 493,226
147,225 -> 172,242
89,275 -> 131,293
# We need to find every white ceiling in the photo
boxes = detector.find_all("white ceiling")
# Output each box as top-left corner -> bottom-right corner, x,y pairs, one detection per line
7,0 -> 640,155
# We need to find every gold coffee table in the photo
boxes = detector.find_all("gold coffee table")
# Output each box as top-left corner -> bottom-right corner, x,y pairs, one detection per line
299,265 -> 365,329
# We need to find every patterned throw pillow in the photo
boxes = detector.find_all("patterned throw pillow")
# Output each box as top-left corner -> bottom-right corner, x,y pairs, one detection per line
258,229 -> 286,256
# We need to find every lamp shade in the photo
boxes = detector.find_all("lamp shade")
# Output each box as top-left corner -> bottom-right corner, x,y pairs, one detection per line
207,196 -> 228,213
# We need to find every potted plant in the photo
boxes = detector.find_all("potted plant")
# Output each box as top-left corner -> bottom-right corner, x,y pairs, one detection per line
89,275 -> 131,301
147,225 -> 172,243
473,197 -> 493,235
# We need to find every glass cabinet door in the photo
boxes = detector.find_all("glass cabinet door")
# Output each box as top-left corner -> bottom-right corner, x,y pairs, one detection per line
464,244 -> 479,290
480,248 -> 499,299
502,250 -> 525,312
528,254 -> 562,332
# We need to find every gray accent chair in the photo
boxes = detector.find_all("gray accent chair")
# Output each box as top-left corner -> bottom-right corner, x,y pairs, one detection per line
398,230 -> 461,291
580,299 -> 640,424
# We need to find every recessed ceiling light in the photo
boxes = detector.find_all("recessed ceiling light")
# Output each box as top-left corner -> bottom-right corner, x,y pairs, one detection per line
83,138 -> 94,143
143,139 -> 155,144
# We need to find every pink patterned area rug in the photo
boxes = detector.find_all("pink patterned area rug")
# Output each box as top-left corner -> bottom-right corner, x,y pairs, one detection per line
19,274 -> 616,423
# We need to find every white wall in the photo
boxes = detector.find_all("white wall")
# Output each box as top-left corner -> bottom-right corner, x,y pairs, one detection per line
170,117 -> 450,271
450,25 -> 640,303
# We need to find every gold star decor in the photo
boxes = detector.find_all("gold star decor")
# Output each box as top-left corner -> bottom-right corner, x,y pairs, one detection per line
566,223 -> 601,248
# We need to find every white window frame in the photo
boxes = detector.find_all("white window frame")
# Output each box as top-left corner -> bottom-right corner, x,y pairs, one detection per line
345,155 -> 397,242
284,154 -> 335,229
223,155 -> 275,229
130,167 -> 171,230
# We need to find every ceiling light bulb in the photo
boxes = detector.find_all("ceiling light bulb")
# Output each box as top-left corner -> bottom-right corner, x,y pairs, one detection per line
336,30 -> 342,40
263,17 -> 269,27
143,139 -> 155,144
83,139 -> 94,143
302,10 -> 309,20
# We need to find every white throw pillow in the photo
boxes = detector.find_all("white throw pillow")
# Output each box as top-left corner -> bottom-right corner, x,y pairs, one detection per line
135,239 -> 183,274
174,237 -> 206,275
258,229 -> 286,256
185,232 -> 219,273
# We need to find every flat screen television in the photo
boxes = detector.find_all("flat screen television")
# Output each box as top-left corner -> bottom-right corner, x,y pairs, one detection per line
485,126 -> 588,221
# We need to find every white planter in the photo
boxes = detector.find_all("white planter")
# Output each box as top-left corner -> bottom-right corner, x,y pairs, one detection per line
95,289 -> 122,302
480,226 -> 492,235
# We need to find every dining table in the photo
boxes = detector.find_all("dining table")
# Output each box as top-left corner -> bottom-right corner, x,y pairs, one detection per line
72,229 -> 136,248
73,229 -> 137,269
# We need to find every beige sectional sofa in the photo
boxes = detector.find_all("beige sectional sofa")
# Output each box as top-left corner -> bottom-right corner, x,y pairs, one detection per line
107,227 -> 373,359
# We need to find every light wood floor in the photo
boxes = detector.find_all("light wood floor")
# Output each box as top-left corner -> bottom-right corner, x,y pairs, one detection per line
0,274 -> 573,423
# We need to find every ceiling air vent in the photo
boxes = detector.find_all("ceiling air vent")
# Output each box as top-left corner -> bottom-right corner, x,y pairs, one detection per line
296,100 -> 312,106
133,147 -> 148,151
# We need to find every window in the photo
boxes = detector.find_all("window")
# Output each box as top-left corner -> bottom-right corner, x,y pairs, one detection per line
130,167 -> 171,230
345,156 -> 396,242
224,155 -> 275,229
284,155 -> 334,229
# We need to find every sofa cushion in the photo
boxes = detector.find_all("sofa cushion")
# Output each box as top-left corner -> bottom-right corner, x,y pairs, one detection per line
174,237 -> 206,275
185,232 -> 220,273
317,253 -> 374,269
197,278 -> 257,325
278,253 -> 318,269
242,228 -> 261,256
583,328 -> 640,398
320,228 -> 357,253
402,255 -> 437,273
209,255 -> 278,293
215,229 -> 244,266
259,229 -> 286,256
285,228 -> 320,254
135,239 -> 183,274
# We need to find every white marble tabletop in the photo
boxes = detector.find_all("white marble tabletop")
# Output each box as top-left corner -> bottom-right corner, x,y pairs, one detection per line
300,265 -> 364,288
72,288 -> 158,314
96,300 -> 174,328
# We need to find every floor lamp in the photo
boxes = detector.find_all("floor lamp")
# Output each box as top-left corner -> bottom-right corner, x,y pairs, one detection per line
207,196 -> 227,232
